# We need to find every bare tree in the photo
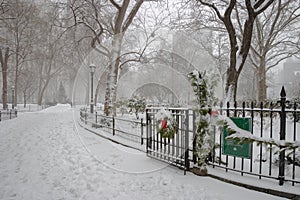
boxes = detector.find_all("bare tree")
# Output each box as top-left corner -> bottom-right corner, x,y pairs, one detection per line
0,0 -> 88,107
247,0 -> 300,101
3,0 -> 39,107
0,47 -> 9,109
196,31 -> 229,99
36,30 -> 69,105
32,1 -> 77,106
18,65 -> 37,107
0,1 -> 12,109
69,0 -> 161,116
196,0 -> 275,101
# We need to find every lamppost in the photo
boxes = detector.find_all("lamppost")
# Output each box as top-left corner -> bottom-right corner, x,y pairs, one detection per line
89,64 -> 96,113
11,85 -> 15,110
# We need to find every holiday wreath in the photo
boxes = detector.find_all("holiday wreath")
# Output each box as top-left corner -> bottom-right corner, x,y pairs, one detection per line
156,109 -> 178,138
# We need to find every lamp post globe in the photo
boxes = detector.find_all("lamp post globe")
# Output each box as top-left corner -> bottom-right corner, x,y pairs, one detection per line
89,64 -> 96,113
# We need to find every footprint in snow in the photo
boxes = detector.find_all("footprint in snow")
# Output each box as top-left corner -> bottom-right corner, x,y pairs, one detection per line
159,178 -> 172,186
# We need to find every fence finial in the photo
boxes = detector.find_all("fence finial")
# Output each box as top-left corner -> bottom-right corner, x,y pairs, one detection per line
280,86 -> 286,98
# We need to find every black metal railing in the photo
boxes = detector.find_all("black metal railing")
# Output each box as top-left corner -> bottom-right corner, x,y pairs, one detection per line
79,87 -> 299,186
208,87 -> 300,186
145,108 -> 195,174
80,108 -> 146,145
0,109 -> 17,122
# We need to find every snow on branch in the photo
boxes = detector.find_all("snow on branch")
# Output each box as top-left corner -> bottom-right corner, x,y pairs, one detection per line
216,115 -> 300,150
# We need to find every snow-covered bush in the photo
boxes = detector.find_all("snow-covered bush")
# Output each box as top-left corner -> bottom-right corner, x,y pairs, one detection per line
99,117 -> 111,127
116,98 -> 128,116
287,98 -> 300,122
127,96 -> 146,119
80,107 -> 88,119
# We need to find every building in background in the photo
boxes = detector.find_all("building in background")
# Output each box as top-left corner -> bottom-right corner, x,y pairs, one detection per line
279,59 -> 300,98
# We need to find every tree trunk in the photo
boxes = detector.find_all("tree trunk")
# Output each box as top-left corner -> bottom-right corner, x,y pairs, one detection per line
225,67 -> 239,102
257,60 -> 267,102
23,91 -> 27,108
14,71 -> 18,108
252,70 -> 257,101
104,83 -> 110,115
38,78 -> 50,106
104,34 -> 123,116
38,65 -> 43,105
94,78 -> 102,108
223,20 -> 239,102
14,49 -> 19,108
0,47 -> 9,110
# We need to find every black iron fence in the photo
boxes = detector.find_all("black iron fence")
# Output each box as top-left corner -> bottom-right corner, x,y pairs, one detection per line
80,87 -> 300,186
145,108 -> 195,173
0,109 -> 17,122
80,108 -> 146,145
208,88 -> 300,186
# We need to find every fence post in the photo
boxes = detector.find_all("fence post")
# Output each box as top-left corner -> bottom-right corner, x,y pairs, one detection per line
85,110 -> 87,125
0,111 -> 1,121
184,110 -> 190,173
279,86 -> 286,186
192,111 -> 197,164
225,102 -> 230,172
146,109 -> 149,152
112,116 -> 115,136
141,118 -> 144,145
15,109 -> 17,117
95,112 -> 97,124
9,110 -> 11,119
146,109 -> 152,150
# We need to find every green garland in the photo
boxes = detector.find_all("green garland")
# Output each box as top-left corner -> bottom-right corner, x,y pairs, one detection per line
188,70 -> 217,169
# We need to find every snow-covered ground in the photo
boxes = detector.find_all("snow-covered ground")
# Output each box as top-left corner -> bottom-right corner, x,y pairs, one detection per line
0,104 -> 287,199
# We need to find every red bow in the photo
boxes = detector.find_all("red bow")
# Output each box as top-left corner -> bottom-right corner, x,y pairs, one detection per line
161,119 -> 167,129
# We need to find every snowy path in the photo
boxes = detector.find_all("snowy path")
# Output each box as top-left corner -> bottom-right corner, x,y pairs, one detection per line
0,105 -> 284,200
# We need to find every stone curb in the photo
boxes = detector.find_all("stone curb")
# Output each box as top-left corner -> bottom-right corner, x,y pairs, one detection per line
191,167 -> 300,199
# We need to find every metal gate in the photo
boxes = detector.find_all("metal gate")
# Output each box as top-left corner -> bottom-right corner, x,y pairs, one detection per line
146,107 -> 193,173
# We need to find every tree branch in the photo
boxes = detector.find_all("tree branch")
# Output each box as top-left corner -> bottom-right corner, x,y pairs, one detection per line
109,0 -> 121,10
198,0 -> 224,20
122,0 -> 144,32
254,0 -> 275,16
